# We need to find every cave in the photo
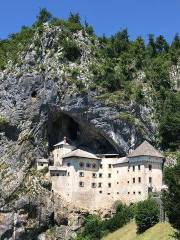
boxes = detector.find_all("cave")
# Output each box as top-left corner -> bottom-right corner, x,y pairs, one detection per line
47,112 -> 117,154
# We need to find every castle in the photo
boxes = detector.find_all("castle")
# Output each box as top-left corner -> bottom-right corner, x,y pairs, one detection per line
37,137 -> 164,210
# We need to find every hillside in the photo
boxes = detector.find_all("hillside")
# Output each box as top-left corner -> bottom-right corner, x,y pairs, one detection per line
0,9 -> 179,239
102,221 -> 175,240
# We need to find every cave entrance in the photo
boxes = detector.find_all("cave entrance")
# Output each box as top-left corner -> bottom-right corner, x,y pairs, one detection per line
47,112 -> 117,154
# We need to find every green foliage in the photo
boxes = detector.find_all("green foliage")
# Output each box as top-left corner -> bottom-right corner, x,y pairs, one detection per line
162,160 -> 180,238
135,198 -> 160,233
35,8 -> 52,25
63,39 -> 81,61
76,202 -> 133,240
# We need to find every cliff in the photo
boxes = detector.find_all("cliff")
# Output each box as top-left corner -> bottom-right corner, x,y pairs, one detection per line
0,13 -> 179,239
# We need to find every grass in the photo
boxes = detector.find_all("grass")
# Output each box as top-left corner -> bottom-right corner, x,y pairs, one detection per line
102,221 -> 175,240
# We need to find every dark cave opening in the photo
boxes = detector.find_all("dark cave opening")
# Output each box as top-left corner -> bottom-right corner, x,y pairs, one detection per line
31,90 -> 37,98
47,112 -> 117,154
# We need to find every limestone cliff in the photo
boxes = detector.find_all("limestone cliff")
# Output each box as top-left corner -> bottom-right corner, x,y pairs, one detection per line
0,21 -> 178,239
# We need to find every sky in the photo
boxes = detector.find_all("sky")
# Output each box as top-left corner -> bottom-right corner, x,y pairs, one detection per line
0,0 -> 180,42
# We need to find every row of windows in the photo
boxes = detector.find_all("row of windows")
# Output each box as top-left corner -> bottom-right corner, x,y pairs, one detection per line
128,164 -> 152,172
79,172 -> 111,178
79,182 -> 111,188
128,191 -> 141,195
128,177 -> 152,184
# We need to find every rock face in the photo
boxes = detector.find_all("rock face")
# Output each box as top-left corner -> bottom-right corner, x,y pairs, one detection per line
0,24 -> 157,239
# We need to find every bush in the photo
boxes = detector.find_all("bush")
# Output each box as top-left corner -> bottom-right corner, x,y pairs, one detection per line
135,198 -> 159,233
63,39 -> 81,61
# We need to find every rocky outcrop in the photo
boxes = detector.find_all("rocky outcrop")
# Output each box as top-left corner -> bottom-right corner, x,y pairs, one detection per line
0,24 -> 157,239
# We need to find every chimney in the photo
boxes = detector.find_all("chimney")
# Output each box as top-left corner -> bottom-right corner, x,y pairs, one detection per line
64,136 -> 67,144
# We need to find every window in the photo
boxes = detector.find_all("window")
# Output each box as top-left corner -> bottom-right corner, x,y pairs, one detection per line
117,171 -> 119,173
99,191 -> 102,194
79,172 -> 84,177
39,163 -> 43,166
67,163 -> 71,167
79,181 -> 84,187
108,164 -> 111,168
127,181 -> 129,183
138,191 -> 141,195
133,178 -> 135,183
133,191 -> 136,195
56,173 -> 59,176
149,165 -> 152,171
107,193 -> 111,195
92,182 -> 96,188
138,165 -> 141,170
117,192 -> 119,195
99,173 -> 103,178
149,177 -> 152,183
92,173 -> 97,178
133,166 -> 135,172
86,163 -> 91,168
128,165 -> 130,172
92,163 -> 96,168
67,172 -> 70,176
79,162 -> 84,168
117,182 -> 119,184
98,183 -> 102,188
100,164 -> 103,169
138,177 -> 141,183
108,183 -> 111,188
108,173 -> 111,178
128,192 -> 130,195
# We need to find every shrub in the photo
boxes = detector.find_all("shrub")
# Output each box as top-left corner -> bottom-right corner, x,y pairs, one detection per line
135,198 -> 160,233
63,39 -> 81,61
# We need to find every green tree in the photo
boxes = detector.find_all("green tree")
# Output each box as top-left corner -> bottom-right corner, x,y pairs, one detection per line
155,35 -> 169,54
162,160 -> 180,238
135,198 -> 160,233
112,29 -> 129,56
147,34 -> 157,58
132,36 -> 146,69
68,12 -> 81,25
36,8 -> 52,25
169,33 -> 180,65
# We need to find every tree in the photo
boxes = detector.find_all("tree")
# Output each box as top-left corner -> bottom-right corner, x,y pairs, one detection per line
147,34 -> 156,58
162,161 -> 180,238
36,8 -> 52,25
132,36 -> 146,69
135,198 -> 159,233
169,34 -> 180,65
68,12 -> 81,25
113,29 -> 129,56
155,35 -> 169,54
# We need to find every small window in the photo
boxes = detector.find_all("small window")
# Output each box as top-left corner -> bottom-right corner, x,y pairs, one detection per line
117,182 -> 119,184
99,191 -> 102,194
133,166 -> 135,172
149,165 -> 152,171
92,163 -> 96,168
67,163 -> 71,167
133,191 -> 136,195
79,181 -> 84,187
133,178 -> 135,183
92,182 -> 96,188
108,164 -> 111,168
56,173 -> 59,176
92,173 -> 97,178
99,173 -> 103,178
138,191 -> 141,195
117,171 -> 119,173
100,164 -> 103,169
149,177 -> 152,183
128,192 -> 130,195
108,183 -> 111,188
79,172 -> 84,177
79,162 -> 84,168
138,177 -> 141,183
98,182 -> 102,188
108,173 -> 111,178
128,165 -> 130,172
39,163 -> 43,166
127,181 -> 129,183
138,165 -> 141,170
117,192 -> 119,195
67,172 -> 70,176
107,193 -> 111,195
86,163 -> 91,168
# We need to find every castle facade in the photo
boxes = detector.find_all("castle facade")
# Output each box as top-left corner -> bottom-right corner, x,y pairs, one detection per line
41,138 -> 164,210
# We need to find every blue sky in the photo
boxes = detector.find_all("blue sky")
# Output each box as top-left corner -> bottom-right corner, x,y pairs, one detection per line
0,0 -> 180,42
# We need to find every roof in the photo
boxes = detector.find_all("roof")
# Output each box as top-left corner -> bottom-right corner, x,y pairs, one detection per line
53,140 -> 70,147
128,141 -> 164,158
113,157 -> 129,165
49,166 -> 67,171
36,158 -> 49,163
63,149 -> 101,160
